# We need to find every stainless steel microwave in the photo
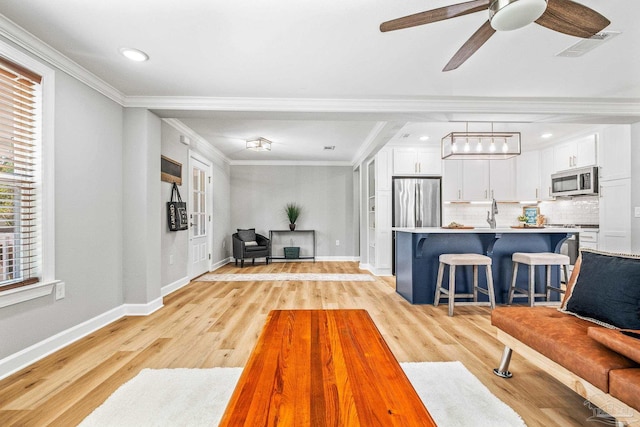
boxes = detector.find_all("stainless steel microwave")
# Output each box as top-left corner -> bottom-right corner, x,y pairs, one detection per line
551,166 -> 599,197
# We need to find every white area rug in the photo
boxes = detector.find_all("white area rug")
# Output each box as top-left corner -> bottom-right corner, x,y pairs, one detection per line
199,273 -> 375,282
79,362 -> 526,427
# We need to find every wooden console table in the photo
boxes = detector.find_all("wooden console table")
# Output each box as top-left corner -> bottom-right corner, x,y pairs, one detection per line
219,309 -> 436,426
268,229 -> 316,262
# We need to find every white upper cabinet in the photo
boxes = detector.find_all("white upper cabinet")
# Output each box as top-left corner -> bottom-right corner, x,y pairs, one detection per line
538,147 -> 555,200
442,159 -> 462,201
442,158 -> 515,201
598,125 -> 631,181
516,151 -> 541,200
462,160 -> 491,201
489,159 -> 516,201
392,147 -> 442,175
553,134 -> 597,172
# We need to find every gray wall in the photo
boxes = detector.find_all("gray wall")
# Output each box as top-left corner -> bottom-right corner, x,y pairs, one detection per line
160,123 -> 232,287
0,60 -> 125,358
160,124 -> 190,285
230,165 -> 356,258
123,108 -> 162,304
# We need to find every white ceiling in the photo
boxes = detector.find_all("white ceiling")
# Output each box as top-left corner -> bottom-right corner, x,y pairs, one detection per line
1,0 -> 638,162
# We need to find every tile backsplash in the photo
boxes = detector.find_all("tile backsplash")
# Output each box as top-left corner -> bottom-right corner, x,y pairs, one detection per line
443,196 -> 599,228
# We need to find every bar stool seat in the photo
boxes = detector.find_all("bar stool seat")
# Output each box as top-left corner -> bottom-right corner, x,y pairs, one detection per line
508,252 -> 570,306
434,253 -> 496,316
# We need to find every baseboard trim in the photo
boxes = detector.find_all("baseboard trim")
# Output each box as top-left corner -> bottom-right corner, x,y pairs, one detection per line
0,304 -> 125,380
210,258 -> 231,271
0,296 -> 165,380
161,276 -> 190,297
315,256 -> 360,262
122,297 -> 164,316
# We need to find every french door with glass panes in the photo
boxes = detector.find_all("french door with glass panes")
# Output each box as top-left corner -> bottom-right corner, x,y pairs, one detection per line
188,154 -> 211,278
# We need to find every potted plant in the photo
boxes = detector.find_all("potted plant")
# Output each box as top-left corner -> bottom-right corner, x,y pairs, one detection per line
517,214 -> 528,226
285,203 -> 301,231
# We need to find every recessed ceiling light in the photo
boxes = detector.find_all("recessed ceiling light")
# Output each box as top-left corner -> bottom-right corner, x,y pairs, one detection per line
119,47 -> 149,62
541,133 -> 553,139
419,135 -> 430,141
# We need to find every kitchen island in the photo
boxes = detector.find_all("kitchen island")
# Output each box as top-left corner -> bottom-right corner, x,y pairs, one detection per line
394,227 -> 578,305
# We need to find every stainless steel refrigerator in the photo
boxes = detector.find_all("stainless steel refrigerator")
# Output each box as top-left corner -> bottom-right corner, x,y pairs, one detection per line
393,177 -> 442,228
392,177 -> 442,273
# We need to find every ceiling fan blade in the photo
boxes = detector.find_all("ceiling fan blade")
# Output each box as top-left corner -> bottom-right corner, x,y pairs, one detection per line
535,0 -> 610,38
380,0 -> 489,32
443,20 -> 496,71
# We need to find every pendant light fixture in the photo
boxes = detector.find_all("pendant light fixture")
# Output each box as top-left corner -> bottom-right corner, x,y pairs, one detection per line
441,123 -> 521,160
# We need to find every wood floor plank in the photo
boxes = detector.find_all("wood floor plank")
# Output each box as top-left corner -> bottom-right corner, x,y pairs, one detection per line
0,262 -> 599,426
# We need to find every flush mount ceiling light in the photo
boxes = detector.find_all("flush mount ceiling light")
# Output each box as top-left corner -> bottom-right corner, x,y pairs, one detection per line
246,137 -> 272,152
489,0 -> 548,31
119,47 -> 149,62
441,124 -> 521,160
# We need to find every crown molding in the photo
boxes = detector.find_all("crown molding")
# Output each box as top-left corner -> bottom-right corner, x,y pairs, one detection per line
229,160 -> 353,167
126,95 -> 640,119
0,14 -> 125,105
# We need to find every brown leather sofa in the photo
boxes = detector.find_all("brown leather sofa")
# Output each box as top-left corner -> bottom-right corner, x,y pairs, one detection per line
491,249 -> 640,426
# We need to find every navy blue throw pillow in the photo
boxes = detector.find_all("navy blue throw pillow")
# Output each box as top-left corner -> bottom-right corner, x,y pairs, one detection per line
562,250 -> 640,329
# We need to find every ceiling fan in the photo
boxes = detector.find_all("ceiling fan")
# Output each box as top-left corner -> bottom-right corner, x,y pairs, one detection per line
380,0 -> 610,71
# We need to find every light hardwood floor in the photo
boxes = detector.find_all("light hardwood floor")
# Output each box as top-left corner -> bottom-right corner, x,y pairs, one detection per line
0,262 -> 594,426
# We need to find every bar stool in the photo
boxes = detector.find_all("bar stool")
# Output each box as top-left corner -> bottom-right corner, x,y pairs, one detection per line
507,252 -> 570,306
434,253 -> 496,317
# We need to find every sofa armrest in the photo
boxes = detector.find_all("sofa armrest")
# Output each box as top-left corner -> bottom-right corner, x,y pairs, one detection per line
588,327 -> 640,365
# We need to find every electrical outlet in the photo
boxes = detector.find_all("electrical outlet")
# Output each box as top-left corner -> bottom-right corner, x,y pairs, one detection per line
55,282 -> 65,300
635,207 -> 640,218
336,240 -> 340,246
169,255 -> 174,265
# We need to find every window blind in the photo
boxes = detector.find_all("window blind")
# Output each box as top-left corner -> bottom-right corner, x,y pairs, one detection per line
0,57 -> 42,291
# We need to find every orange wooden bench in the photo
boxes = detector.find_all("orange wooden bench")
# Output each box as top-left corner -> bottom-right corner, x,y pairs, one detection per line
219,309 -> 436,426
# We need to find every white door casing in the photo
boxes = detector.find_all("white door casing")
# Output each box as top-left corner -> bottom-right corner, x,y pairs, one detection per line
188,153 -> 212,278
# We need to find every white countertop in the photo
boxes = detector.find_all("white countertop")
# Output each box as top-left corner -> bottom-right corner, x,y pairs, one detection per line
393,227 -> 580,234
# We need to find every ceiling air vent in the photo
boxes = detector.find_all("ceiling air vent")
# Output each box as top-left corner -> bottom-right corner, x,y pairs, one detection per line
556,31 -> 620,58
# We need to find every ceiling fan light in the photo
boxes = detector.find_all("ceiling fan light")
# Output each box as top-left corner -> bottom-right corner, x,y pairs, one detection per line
489,0 -> 548,31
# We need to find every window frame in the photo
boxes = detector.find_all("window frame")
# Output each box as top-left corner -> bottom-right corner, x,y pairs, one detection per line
0,39 -> 56,308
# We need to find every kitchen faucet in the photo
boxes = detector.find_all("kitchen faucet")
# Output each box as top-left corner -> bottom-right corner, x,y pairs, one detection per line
487,198 -> 498,229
